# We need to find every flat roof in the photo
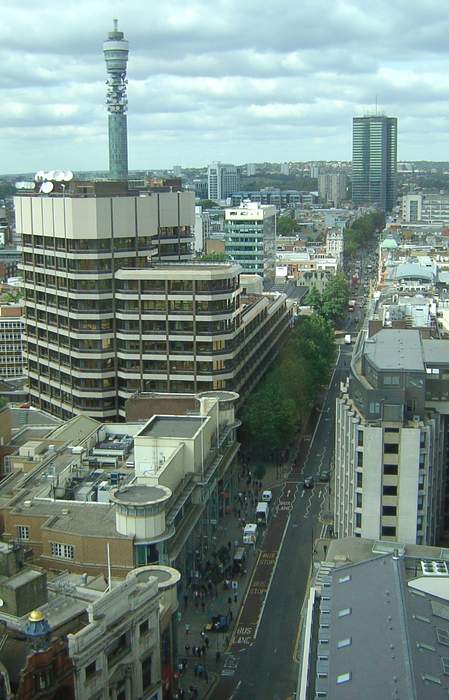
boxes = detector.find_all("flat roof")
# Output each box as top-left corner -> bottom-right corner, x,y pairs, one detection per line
423,339 -> 449,366
364,329 -> 424,372
138,415 -> 206,439
112,484 -> 170,505
115,263 -> 241,280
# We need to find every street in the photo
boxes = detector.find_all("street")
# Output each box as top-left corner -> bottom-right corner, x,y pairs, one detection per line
212,343 -> 354,699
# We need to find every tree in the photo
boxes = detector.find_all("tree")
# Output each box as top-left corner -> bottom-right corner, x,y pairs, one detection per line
321,274 -> 350,322
199,252 -> 230,262
306,287 -> 323,313
198,199 -> 219,209
277,216 -> 297,236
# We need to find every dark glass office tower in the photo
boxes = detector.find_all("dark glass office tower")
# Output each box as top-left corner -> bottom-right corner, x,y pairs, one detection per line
352,116 -> 397,212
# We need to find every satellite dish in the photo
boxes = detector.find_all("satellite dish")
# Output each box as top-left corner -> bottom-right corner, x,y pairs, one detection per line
35,171 -> 45,182
46,170 -> 55,181
15,182 -> 25,189
54,171 -> 65,182
40,181 -> 54,194
64,170 -> 74,182
0,599 -> 4,607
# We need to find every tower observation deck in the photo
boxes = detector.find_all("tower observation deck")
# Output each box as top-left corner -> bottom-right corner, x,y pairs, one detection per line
103,19 -> 129,181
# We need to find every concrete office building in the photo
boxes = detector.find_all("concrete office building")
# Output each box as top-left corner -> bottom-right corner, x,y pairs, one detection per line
0,304 -> 24,378
402,193 -> 449,225
16,181 -> 195,420
104,20 -> 129,181
224,202 -> 276,276
207,162 -> 240,201
318,172 -> 348,207
335,328 -> 449,545
0,394 -> 240,588
352,115 -> 398,211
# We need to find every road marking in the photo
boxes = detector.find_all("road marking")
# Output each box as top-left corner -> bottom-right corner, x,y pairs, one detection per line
230,551 -> 261,645
254,512 -> 291,637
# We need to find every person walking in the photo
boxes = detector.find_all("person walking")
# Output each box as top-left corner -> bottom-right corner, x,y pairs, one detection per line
185,623 -> 190,636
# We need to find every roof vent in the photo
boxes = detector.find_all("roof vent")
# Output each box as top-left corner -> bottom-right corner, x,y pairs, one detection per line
61,509 -> 70,516
23,500 -> 32,508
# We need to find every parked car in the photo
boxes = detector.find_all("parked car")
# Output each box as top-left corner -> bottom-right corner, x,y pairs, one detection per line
319,470 -> 330,482
304,476 -> 314,489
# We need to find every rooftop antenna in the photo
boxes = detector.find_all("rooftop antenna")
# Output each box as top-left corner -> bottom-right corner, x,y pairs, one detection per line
375,95 -> 378,116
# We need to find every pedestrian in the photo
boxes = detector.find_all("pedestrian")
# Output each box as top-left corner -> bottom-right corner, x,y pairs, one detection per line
215,650 -> 221,663
204,669 -> 209,684
229,609 -> 233,621
200,630 -> 205,639
205,635 -> 209,648
227,540 -> 231,550
225,635 -> 229,647
183,593 -> 188,608
184,643 -> 190,654
194,665 -> 198,678
228,596 -> 232,607
201,601 -> 205,613
185,623 -> 190,636
234,593 -> 238,603
201,644 -> 206,655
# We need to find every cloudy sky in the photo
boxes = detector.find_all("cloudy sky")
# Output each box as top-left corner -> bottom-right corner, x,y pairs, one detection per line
2,0 -> 449,173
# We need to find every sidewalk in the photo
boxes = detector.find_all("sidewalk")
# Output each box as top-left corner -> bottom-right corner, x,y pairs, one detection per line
174,469 -> 280,699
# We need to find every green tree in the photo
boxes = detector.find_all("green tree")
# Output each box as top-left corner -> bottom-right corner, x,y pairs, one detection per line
321,273 -> 350,322
198,199 -> 219,209
199,252 -> 230,262
277,216 -> 297,236
306,287 -> 323,313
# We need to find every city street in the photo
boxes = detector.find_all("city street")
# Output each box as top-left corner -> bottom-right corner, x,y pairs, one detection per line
211,343 -> 353,700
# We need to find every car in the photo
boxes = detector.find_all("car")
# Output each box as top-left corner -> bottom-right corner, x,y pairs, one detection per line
319,470 -> 330,482
304,476 -> 314,489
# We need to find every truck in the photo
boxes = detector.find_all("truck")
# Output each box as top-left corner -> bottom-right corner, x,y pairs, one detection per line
243,523 -> 258,544
256,501 -> 269,525
344,334 -> 352,345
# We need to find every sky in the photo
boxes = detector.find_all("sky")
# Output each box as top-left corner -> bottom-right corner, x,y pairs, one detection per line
2,0 -> 449,173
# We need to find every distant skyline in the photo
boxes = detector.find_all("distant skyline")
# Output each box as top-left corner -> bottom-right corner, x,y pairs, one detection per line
2,0 -> 449,173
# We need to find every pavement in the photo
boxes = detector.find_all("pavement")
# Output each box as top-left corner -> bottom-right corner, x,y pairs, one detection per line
174,468 -> 287,699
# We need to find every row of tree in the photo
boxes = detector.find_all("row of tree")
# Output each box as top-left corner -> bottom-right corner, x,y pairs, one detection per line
240,315 -> 336,455
306,273 -> 351,324
344,211 -> 385,258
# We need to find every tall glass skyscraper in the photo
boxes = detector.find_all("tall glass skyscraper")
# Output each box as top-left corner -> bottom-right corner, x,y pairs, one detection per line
352,116 -> 398,212
103,20 -> 129,181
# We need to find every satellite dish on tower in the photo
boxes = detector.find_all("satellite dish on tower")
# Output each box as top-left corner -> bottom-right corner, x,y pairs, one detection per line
40,181 -> 54,194
46,170 -> 55,181
64,171 -> 74,182
35,171 -> 45,182
54,171 -> 65,182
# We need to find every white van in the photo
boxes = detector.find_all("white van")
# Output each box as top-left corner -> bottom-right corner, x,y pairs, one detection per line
256,502 -> 269,525
243,523 -> 258,544
262,490 -> 273,502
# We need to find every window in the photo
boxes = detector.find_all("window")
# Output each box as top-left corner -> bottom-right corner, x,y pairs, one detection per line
442,657 -> 449,675
337,638 -> 352,648
51,542 -> 74,559
356,452 -> 363,467
355,513 -> 362,528
385,427 -> 399,433
338,575 -> 351,584
383,485 -> 397,496
382,505 -> 397,516
436,628 -> 449,646
338,608 -> 351,618
34,670 -> 54,692
357,430 -> 364,447
384,443 -> 399,454
140,619 -> 149,637
384,464 -> 398,475
85,661 -> 96,681
17,525 -> 29,540
141,655 -> 152,691
356,472 -> 363,488
336,672 -> 351,684
369,402 -> 380,414
382,526 -> 397,536
356,493 -> 362,508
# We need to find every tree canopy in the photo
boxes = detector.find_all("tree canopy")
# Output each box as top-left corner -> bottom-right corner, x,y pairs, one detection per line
197,199 -> 220,209
198,252 -> 230,262
240,315 -> 336,454
344,211 -> 385,258
306,273 -> 350,323
277,215 -> 297,236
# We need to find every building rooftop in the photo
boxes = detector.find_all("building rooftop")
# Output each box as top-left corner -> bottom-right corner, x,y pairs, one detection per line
423,339 -> 449,366
364,329 -> 424,372
112,484 -> 171,506
138,416 -> 206,439
115,263 -> 241,280
318,553 -> 449,699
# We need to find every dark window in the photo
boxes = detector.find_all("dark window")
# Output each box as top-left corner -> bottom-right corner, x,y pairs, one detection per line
85,661 -> 96,680
384,464 -> 398,476
355,513 -> 362,528
356,493 -> 362,508
357,430 -> 364,447
140,619 -> 149,636
382,526 -> 396,536
356,472 -> 363,488
142,655 -> 152,691
357,452 -> 363,467
385,427 -> 399,433
384,443 -> 399,454
382,505 -> 397,516
383,485 -> 398,496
